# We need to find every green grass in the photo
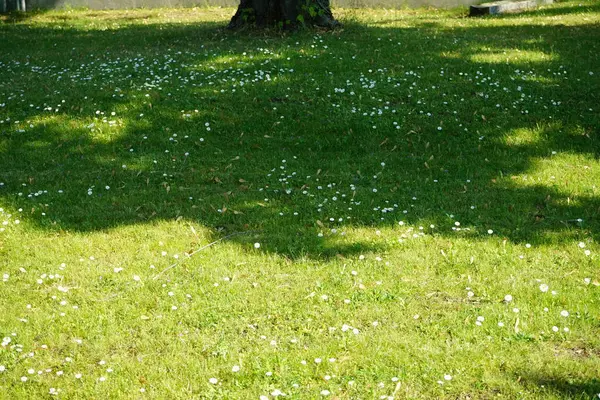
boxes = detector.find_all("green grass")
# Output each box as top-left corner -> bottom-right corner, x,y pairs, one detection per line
0,2 -> 599,398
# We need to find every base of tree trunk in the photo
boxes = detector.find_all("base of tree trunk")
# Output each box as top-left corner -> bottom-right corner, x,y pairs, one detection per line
227,0 -> 340,30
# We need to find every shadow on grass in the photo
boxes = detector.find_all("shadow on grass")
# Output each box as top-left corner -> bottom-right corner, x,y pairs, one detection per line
0,9 -> 51,23
513,371 -> 600,398
0,7 -> 598,258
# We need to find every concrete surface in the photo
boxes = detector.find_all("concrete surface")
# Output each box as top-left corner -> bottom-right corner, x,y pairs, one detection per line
469,0 -> 552,15
17,0 -> 480,11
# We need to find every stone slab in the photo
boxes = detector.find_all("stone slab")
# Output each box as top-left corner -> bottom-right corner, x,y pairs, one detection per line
470,0 -> 552,15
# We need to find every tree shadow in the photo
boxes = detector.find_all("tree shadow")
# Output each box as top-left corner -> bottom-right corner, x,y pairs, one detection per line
0,8 -> 50,22
0,7 -> 598,258
512,371 -> 600,398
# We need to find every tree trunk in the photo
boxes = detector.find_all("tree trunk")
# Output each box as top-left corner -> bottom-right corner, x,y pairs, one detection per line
228,0 -> 339,29
1,0 -> 26,12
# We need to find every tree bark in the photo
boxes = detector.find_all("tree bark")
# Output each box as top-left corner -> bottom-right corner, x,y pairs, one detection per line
228,0 -> 339,29
1,0 -> 26,12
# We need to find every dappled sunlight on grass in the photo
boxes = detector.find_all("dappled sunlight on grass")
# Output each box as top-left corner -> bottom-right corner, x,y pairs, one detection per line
469,48 -> 557,64
0,2 -> 599,398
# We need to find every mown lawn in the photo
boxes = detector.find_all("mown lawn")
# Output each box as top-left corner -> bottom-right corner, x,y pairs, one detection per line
0,2 -> 599,398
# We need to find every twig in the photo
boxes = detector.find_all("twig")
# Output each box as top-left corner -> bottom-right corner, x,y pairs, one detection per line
152,230 -> 257,280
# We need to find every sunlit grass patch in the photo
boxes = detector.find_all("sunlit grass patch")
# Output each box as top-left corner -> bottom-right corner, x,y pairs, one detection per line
469,48 -> 557,64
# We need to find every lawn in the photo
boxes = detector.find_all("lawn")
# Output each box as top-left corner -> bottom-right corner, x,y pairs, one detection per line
0,2 -> 599,398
